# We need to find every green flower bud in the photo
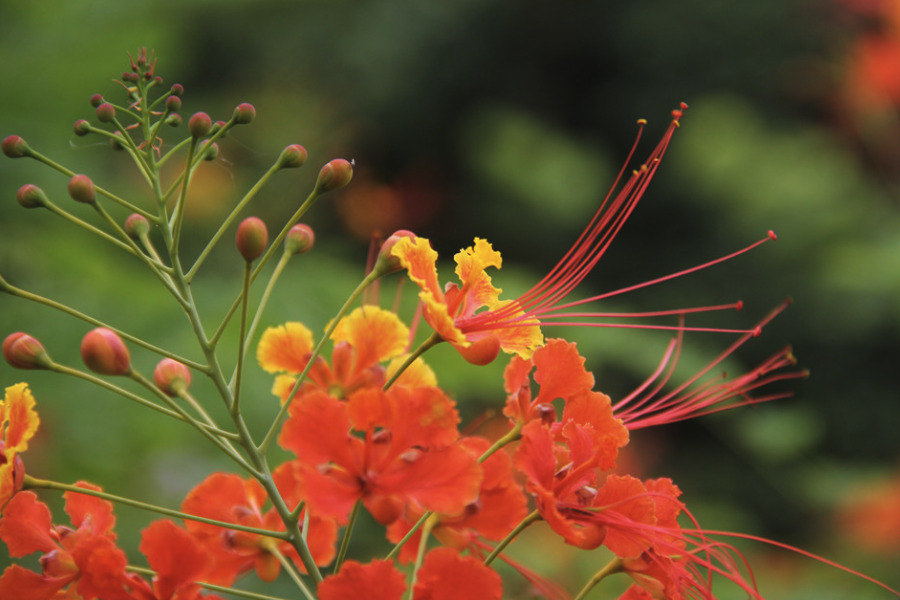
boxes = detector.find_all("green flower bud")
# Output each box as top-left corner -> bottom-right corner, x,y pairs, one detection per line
90,94 -> 104,108
170,84 -> 184,97
277,144 -> 308,169
165,114 -> 182,127
96,103 -> 116,123
165,96 -> 182,112
200,141 -> 219,161
3,333 -> 52,370
188,112 -> 212,139
315,158 -> 354,193
73,119 -> 92,136
67,175 -> 96,204
2,135 -> 29,159
81,328 -> 131,375
124,213 -> 150,239
16,184 -> 48,209
236,216 -> 268,261
285,223 -> 315,255
233,103 -> 256,125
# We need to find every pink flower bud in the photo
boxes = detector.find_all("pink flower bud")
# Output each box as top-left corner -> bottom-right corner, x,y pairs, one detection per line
124,213 -> 150,239
2,135 -> 29,159
153,358 -> 192,396
373,230 -> 416,276
89,94 -> 104,108
17,184 -> 48,209
67,175 -> 96,204
3,333 -> 52,370
165,96 -> 182,112
170,84 -> 184,97
96,103 -> 116,123
165,114 -> 182,127
236,217 -> 268,261
188,112 -> 212,139
73,119 -> 92,136
277,144 -> 308,169
233,103 -> 256,125
200,141 -> 219,161
81,328 -> 131,375
315,158 -> 354,193
285,223 -> 315,255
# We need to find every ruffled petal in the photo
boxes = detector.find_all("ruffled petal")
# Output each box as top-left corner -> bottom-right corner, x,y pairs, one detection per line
330,306 -> 410,370
2,383 -> 39,454
413,547 -> 503,600
319,559 -> 406,600
0,491 -> 57,557
256,322 -> 314,374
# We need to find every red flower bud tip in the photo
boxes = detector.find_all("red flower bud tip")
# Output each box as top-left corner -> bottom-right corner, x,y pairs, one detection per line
768,230 -> 777,241
110,133 -> 125,150
96,103 -> 116,123
152,75 -> 163,85
236,217 -> 268,262
188,112 -> 212,139
153,358 -> 192,396
124,213 -> 150,239
233,103 -> 256,125
277,144 -> 308,169
315,158 -> 354,193
2,135 -> 29,158
17,184 -> 49,209
284,223 -> 315,255
200,141 -> 219,161
80,328 -> 131,375
170,84 -> 184,97
73,119 -> 92,136
165,96 -> 182,112
3,332 -> 52,370
89,94 -> 104,108
67,175 -> 96,204
373,230 -> 416,276
165,114 -> 182,127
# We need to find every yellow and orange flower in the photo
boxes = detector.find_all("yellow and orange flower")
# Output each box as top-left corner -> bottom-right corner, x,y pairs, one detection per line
1,383 -> 39,511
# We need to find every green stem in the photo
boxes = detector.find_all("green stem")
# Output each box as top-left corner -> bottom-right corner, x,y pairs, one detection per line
128,566 -> 294,600
169,138 -> 198,259
572,558 -> 624,600
241,251 -> 290,363
333,499 -> 362,574
24,476 -> 286,540
483,509 -> 541,566
264,543 -> 317,600
231,262 -> 252,413
186,160 -> 285,282
408,513 -> 438,599
46,362 -> 236,440
478,421 -> 524,464
0,281 -> 205,370
385,511 -> 432,561
38,198 -> 140,255
259,269 -> 380,454
382,331 -> 443,391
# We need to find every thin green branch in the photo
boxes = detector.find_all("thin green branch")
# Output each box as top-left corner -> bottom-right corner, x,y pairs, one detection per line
572,558 -> 625,600
333,499 -> 362,575
385,511 -> 432,561
483,509 -> 541,566
128,566 -> 295,600
382,331 -> 443,391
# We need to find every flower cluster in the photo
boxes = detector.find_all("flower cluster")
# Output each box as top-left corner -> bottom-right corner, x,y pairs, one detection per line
1,49 -> 896,600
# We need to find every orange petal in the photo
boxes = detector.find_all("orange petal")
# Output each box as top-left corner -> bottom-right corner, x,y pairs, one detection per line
385,354 -> 437,388
2,383 -> 39,454
330,306 -> 409,369
257,322 -> 314,373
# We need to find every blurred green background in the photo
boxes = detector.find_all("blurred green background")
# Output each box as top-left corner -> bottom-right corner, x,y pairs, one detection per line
2,0 -> 900,598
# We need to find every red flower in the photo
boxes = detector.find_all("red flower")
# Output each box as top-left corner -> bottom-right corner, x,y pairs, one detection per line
279,386 -> 482,525
180,469 -> 337,585
319,559 -> 407,600
0,485 -> 131,600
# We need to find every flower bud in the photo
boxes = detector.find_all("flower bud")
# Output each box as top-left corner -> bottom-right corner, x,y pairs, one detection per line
236,217 -> 268,261
89,94 -> 104,108
315,158 -> 354,193
277,144 -> 308,169
165,95 -> 182,112
124,213 -> 150,239
153,358 -> 192,396
2,135 -> 29,159
152,76 -> 163,85
284,223 -> 315,255
110,133 -> 125,150
165,114 -> 182,127
232,103 -> 256,125
73,119 -> 92,136
3,333 -> 52,370
96,103 -> 116,123
188,112 -> 212,139
17,184 -> 49,209
372,230 -> 416,276
67,175 -> 96,204
200,141 -> 219,161
81,328 -> 131,375
456,335 -> 501,366
170,84 -> 184,97
210,120 -> 228,135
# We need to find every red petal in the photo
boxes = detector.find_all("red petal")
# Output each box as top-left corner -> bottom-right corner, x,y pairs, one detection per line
72,535 -> 131,600
377,445 -> 481,516
532,339 -> 595,404
139,520 -> 209,599
0,491 -> 56,557
0,564 -> 71,600
64,481 -> 116,536
413,547 -> 502,600
319,559 -> 406,600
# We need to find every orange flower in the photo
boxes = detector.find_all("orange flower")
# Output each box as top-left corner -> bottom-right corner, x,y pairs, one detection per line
1,382 -> 39,511
257,306 -> 435,401
392,107 -> 690,366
